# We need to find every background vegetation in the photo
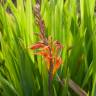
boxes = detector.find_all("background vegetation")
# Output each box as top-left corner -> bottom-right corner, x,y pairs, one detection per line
0,0 -> 96,96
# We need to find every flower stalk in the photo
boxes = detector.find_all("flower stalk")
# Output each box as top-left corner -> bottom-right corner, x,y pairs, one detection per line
31,1 -> 63,96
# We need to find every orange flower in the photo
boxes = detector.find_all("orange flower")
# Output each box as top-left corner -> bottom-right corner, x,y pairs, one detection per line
34,51 -> 52,70
52,57 -> 62,76
32,2 -> 63,86
30,42 -> 44,49
30,35 -> 63,78
31,34 -> 63,76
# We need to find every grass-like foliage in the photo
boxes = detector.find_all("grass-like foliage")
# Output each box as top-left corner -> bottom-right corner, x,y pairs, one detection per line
0,0 -> 96,96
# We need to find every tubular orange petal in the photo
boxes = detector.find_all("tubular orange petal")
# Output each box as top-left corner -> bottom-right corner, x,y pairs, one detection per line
52,57 -> 62,76
30,43 -> 44,50
42,46 -> 50,50
34,51 -> 52,70
37,51 -> 48,56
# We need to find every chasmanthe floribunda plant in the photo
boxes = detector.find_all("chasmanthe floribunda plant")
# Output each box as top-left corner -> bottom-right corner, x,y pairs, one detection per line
30,2 -> 63,79
30,2 -> 63,96
31,3 -> 63,79
31,35 -> 63,78
0,0 -> 95,95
